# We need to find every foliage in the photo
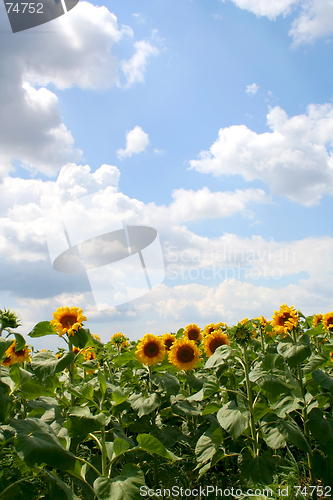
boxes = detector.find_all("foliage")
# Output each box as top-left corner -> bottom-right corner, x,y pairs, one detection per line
1,307 -> 333,499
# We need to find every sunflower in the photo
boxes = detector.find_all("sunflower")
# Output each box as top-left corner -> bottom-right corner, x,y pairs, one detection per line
162,333 -> 176,351
229,318 -> 253,344
184,323 -> 202,342
312,314 -> 323,328
110,332 -> 129,349
2,339 -> 31,366
72,346 -> 81,355
203,322 -> 227,337
168,338 -> 201,370
271,303 -> 298,337
252,316 -> 269,328
0,308 -> 21,331
50,307 -> 87,337
322,312 -> 333,333
92,334 -> 101,342
83,348 -> 96,362
203,330 -> 230,357
135,334 -> 166,366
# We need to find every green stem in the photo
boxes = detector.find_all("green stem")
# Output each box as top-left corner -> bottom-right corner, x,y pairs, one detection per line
68,340 -> 75,406
259,328 -> 265,353
292,329 -> 316,492
101,427 -> 107,476
243,345 -> 258,457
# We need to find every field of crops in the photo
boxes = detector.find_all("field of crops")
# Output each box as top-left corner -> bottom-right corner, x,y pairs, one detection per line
1,305 -> 333,500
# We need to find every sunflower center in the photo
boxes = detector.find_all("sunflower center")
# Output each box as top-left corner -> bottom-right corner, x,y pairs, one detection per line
209,338 -> 225,353
276,313 -> 291,326
327,318 -> 333,327
176,345 -> 194,363
60,315 -> 77,329
143,341 -> 160,358
165,339 -> 174,349
187,329 -> 199,340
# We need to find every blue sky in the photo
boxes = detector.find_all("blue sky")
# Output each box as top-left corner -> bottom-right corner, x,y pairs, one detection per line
1,0 -> 333,350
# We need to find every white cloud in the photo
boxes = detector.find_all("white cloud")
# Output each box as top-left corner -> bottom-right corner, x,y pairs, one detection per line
1,162 -> 332,344
225,0 -> 299,20
121,40 -> 159,89
226,0 -> 333,44
132,12 -> 146,24
289,0 -> 333,45
0,1 -> 159,178
246,83 -> 259,95
117,126 -> 150,158
189,103 -> 333,205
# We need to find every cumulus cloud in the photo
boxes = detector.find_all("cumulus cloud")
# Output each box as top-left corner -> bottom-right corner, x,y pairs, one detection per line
226,0 -> 333,44
0,1 -> 159,177
120,40 -> 159,89
117,126 -> 150,158
1,162 -> 332,343
246,83 -> 259,95
189,103 -> 333,205
289,0 -> 333,45
225,0 -> 299,20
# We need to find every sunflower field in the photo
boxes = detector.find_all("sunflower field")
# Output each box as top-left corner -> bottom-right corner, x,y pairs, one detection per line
1,305 -> 333,500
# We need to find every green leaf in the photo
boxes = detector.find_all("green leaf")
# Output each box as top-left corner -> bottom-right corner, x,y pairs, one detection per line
129,393 -> 161,417
137,433 -> 180,461
202,401 -> 221,415
195,434 -> 218,465
112,350 -> 136,369
171,399 -> 201,417
18,377 -> 56,399
151,372 -> 180,395
304,353 -> 329,374
14,422 -> 78,472
187,389 -> 204,401
67,382 -> 95,403
308,408 -> 333,459
113,438 -> 130,457
312,370 -> 333,395
204,345 -> 233,369
249,354 -> 296,395
44,470 -> 80,500
0,381 -> 11,423
203,376 -> 220,399
240,450 -> 276,484
98,370 -> 106,397
262,413 -> 311,453
272,395 -> 302,418
112,386 -> 130,406
106,438 -> 130,461
277,342 -> 311,367
70,328 -> 93,349
195,426 -> 223,465
31,351 -> 75,381
13,333 -> 26,352
9,365 -> 33,388
217,401 -> 250,440
28,321 -> 57,338
0,337 -> 13,359
93,464 -> 145,500
66,407 -> 110,438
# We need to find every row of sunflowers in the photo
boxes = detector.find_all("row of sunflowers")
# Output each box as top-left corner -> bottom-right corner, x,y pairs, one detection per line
1,304 -> 333,500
